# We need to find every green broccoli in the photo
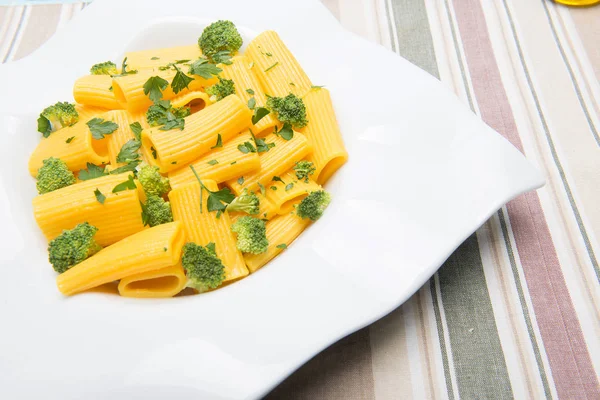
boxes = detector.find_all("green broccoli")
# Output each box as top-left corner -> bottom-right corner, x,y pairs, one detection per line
144,195 -> 173,227
296,190 -> 331,221
266,94 -> 308,129
205,77 -> 235,102
36,157 -> 76,194
37,101 -> 79,137
226,189 -> 259,215
293,160 -> 316,182
90,61 -> 118,75
198,20 -> 243,61
230,216 -> 268,254
182,242 -> 226,292
146,101 -> 190,127
48,222 -> 102,273
137,164 -> 171,196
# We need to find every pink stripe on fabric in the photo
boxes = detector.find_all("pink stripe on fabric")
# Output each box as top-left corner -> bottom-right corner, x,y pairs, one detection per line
451,0 -> 600,399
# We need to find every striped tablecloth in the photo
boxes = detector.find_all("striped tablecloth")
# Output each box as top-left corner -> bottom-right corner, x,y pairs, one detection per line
2,1 -> 599,398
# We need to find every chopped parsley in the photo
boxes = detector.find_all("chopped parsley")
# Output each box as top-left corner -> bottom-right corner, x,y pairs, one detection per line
247,97 -> 256,109
264,62 -> 279,72
274,123 -> 294,140
171,64 -> 194,94
116,139 -> 141,164
252,107 -> 270,125
246,88 -> 255,95
237,176 -> 244,185
143,76 -> 169,102
276,243 -> 288,250
188,58 -> 222,79
94,188 -> 106,204
151,146 -> 157,159
129,122 -> 143,141
65,136 -> 75,143
207,159 -> 219,165
257,182 -> 266,197
285,182 -> 294,191
112,175 -> 137,193
110,160 -> 141,175
238,141 -> 257,153
87,118 -> 118,139
79,163 -> 108,181
189,165 -> 235,213
211,133 -> 223,149
272,176 -> 285,184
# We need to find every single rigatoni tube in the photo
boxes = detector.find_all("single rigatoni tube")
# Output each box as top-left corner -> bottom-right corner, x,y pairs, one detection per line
243,213 -> 309,273
28,118 -> 108,177
168,131 -> 260,189
117,263 -> 187,298
265,170 -> 322,215
170,91 -> 213,114
56,222 -> 185,296
220,56 -> 278,136
32,173 -> 147,246
124,45 -> 202,71
300,88 -> 348,184
112,69 -> 217,112
226,132 -> 312,195
229,194 -> 277,224
75,104 -> 109,121
73,75 -> 122,109
141,95 -> 252,173
245,31 -> 312,97
169,181 -> 249,283
105,110 -> 134,167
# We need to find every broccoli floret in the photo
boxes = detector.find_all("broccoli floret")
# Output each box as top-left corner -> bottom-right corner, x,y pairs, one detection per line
36,157 -> 76,194
198,20 -> 243,61
37,101 -> 79,137
144,195 -> 173,227
205,78 -> 235,102
48,222 -> 102,273
182,242 -> 226,292
230,216 -> 268,254
294,160 -> 316,182
226,189 -> 259,215
296,190 -> 331,221
146,101 -> 191,127
90,61 -> 118,75
266,94 -> 308,129
137,164 -> 171,196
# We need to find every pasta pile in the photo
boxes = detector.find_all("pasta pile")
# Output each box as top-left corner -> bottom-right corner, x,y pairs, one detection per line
29,21 -> 347,298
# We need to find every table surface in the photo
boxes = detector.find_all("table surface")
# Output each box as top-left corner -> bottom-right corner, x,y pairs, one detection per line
1,0 -> 599,398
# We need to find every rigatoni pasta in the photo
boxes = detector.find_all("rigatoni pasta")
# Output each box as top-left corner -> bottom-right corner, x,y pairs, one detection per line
73,75 -> 122,110
57,222 -> 184,295
32,173 -> 147,246
30,19 -> 344,299
141,94 -> 252,173
245,31 -> 312,97
301,88 -> 348,184
168,131 -> 261,188
220,55 -> 278,135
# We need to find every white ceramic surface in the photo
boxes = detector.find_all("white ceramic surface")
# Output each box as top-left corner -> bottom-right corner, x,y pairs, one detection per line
0,0 -> 544,399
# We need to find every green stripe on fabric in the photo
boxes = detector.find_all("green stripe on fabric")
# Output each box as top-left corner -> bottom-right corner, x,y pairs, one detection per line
388,0 -> 439,77
438,235 -> 514,399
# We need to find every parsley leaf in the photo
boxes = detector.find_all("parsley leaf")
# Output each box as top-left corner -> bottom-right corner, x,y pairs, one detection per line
257,182 -> 266,197
79,163 -> 108,181
116,139 -> 141,163
160,118 -> 185,131
207,159 -> 218,165
130,122 -> 143,141
189,58 -> 222,79
143,76 -> 169,103
285,182 -> 294,191
140,200 -> 149,226
110,160 -> 141,175
311,85 -> 325,89
275,122 -> 294,140
112,175 -> 137,193
238,141 -> 257,153
212,50 -> 233,65
189,165 -> 235,213
272,176 -> 285,184
211,133 -> 222,149
247,97 -> 256,110
150,56 -> 160,60
65,136 -> 75,143
252,107 -> 270,125
246,88 -> 255,95
171,65 -> 194,94
250,129 -> 274,153
270,186 -> 277,191
151,146 -> 157,159
87,118 -> 118,139
237,176 -> 244,185
94,188 -> 106,204
276,243 -> 288,250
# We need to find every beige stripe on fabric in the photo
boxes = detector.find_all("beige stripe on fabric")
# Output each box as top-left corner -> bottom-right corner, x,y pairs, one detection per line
569,6 -> 600,84
265,328 -> 376,399
13,5 -> 62,61
369,307 -> 413,399
321,0 -> 340,19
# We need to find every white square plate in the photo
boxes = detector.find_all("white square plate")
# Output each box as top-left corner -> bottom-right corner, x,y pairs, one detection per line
0,0 -> 544,398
